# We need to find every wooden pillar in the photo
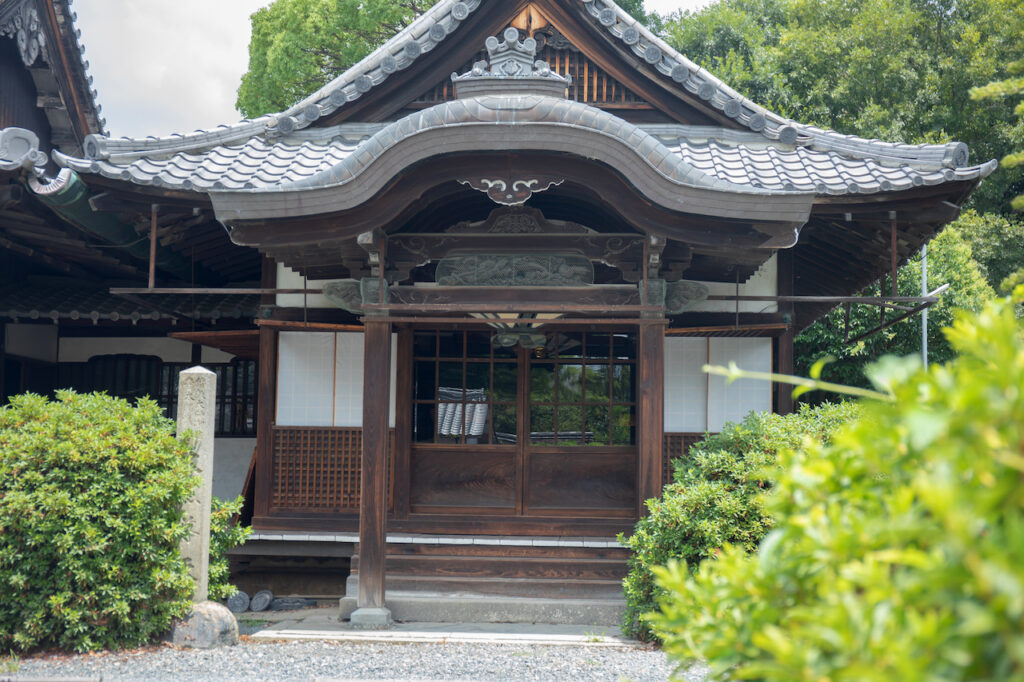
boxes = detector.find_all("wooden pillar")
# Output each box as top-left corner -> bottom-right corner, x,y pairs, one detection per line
253,325 -> 277,521
352,317 -> 392,627
392,326 -> 413,520
776,249 -> 796,415
636,321 -> 665,514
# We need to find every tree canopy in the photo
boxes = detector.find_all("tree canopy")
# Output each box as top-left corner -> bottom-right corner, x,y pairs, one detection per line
659,0 -> 1024,216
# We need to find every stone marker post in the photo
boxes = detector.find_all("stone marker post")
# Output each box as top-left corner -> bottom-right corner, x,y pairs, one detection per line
176,366 -> 216,602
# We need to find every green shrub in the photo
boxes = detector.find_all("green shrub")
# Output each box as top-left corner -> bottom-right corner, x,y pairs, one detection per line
208,495 -> 251,602
650,295 -> 1024,680
0,391 -> 197,653
619,402 -> 857,640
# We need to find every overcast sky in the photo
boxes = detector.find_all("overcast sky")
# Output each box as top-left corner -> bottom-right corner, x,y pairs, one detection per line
73,0 -> 712,139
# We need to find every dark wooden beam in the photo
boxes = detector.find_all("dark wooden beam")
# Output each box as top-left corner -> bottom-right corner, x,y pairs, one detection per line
357,318 -> 392,613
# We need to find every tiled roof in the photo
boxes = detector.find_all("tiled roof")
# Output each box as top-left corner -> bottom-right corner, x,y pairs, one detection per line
54,117 -> 997,198
0,280 -> 258,322
68,0 -> 981,176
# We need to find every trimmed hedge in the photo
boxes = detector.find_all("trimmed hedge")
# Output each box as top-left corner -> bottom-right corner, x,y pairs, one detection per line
0,391 -> 197,653
619,402 -> 859,640
650,296 -> 1024,680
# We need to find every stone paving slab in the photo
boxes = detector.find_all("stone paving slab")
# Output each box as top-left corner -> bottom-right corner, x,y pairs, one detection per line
250,620 -> 639,648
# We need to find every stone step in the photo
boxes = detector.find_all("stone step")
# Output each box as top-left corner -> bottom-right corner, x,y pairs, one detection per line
338,591 -> 626,626
346,573 -> 624,600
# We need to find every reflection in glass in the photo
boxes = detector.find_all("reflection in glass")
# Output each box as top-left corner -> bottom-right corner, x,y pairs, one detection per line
493,363 -> 517,402
466,363 -> 490,392
413,331 -> 436,358
584,364 -> 610,402
611,405 -> 634,445
530,405 -> 555,445
438,331 -> 463,358
414,404 -> 435,442
558,364 -> 583,402
612,364 -> 633,403
530,365 -> 555,402
558,406 -> 583,445
612,334 -> 635,360
586,333 -> 611,359
585,405 -> 610,445
414,361 -> 436,400
493,404 -> 517,444
553,332 -> 584,358
466,331 -> 492,359
438,362 -> 463,392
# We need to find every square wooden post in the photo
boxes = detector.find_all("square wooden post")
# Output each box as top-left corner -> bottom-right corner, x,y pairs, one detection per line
351,317 -> 392,628
636,321 -> 666,515
776,249 -> 796,415
253,325 -> 277,522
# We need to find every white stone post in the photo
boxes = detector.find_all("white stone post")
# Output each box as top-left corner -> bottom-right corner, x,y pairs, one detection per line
176,366 -> 217,603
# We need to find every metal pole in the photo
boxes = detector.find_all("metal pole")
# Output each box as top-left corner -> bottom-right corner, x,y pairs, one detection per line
921,244 -> 928,368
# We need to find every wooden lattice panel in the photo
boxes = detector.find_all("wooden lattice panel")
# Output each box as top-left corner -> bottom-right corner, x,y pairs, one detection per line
413,47 -> 648,109
270,426 -> 394,513
662,432 -> 705,488
271,426 -> 362,512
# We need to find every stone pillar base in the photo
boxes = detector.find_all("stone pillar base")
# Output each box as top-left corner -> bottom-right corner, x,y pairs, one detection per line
349,606 -> 392,629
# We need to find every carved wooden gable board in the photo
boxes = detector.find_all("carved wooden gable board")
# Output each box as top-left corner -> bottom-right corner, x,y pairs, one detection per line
316,1 -> 737,127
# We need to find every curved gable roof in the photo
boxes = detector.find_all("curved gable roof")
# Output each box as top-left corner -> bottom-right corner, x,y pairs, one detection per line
69,0 -> 982,175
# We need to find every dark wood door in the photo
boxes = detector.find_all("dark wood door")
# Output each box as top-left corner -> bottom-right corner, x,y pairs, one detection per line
409,330 -> 636,518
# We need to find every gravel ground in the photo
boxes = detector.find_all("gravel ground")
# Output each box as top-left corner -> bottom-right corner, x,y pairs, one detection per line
10,639 -> 707,681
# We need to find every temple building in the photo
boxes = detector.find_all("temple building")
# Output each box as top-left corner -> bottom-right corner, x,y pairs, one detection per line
1,0 -> 993,625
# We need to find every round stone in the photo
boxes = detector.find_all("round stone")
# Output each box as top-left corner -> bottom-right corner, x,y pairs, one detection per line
622,27 -> 640,45
670,64 -> 689,83
355,75 -> 373,93
724,98 -> 742,118
250,589 -> 274,613
748,113 -> 767,131
381,54 -> 398,74
697,82 -> 716,100
452,2 -> 469,20
226,591 -> 250,613
778,125 -> 798,145
599,8 -> 616,26
404,41 -> 422,59
430,23 -> 447,42
644,45 -> 662,64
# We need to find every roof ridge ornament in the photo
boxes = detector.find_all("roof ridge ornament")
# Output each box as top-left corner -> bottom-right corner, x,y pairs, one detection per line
452,28 -> 571,99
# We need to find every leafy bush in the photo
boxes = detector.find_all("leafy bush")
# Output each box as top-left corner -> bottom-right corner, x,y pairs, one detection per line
650,294 -> 1024,680
0,392 -> 197,653
619,402 -> 858,640
208,495 -> 251,602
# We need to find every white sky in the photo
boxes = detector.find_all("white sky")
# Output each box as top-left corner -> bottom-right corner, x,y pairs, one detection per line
73,0 -> 711,139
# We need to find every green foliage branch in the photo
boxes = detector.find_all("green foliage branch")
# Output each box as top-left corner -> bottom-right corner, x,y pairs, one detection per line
0,392 -> 198,653
208,496 -> 251,602
649,292 -> 1024,680
618,401 -> 858,641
